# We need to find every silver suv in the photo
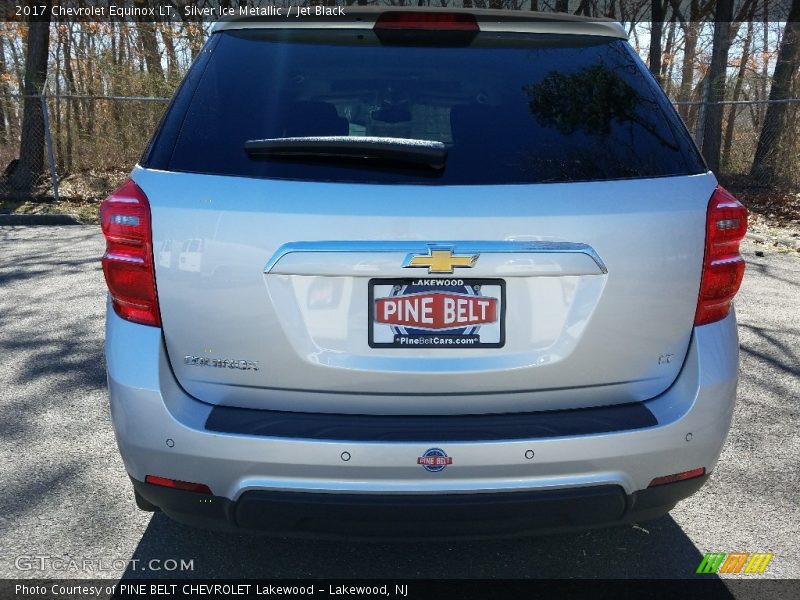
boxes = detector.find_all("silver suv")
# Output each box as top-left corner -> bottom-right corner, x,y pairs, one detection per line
102,8 -> 747,537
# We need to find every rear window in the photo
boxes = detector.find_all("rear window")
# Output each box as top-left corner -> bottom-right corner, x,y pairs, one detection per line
144,29 -> 705,185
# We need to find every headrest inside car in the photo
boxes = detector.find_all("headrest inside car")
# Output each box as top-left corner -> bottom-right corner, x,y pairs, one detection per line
284,101 -> 349,137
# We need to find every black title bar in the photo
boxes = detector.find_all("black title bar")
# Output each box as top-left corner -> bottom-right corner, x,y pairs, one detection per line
7,578 -> 800,600
2,0 -> 799,23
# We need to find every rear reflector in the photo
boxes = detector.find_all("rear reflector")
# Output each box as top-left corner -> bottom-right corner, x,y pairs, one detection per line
374,11 -> 479,31
648,467 -> 706,487
694,186 -> 747,326
145,475 -> 212,495
100,179 -> 161,327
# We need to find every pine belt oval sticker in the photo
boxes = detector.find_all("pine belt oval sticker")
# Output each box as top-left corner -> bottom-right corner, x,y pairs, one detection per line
417,448 -> 453,472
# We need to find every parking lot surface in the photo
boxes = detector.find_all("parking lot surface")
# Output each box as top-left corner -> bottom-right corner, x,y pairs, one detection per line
0,226 -> 798,580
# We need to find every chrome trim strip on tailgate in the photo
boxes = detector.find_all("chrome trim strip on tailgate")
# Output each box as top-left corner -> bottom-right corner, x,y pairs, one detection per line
263,241 -> 608,274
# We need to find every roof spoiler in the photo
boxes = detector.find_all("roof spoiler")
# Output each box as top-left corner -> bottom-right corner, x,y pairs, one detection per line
211,7 -> 627,40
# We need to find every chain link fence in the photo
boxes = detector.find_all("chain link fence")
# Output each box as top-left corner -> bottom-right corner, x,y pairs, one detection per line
1,93 -> 799,204
0,93 -> 169,202
674,97 -> 800,184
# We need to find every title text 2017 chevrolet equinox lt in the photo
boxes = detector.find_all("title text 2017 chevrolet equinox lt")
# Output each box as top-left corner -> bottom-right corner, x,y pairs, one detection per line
102,8 -> 747,538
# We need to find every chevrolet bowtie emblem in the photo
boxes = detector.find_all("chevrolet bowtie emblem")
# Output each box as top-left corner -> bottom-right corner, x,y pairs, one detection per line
402,246 -> 479,274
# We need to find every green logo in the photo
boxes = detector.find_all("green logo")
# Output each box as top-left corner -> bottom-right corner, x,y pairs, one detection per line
696,552 -> 773,574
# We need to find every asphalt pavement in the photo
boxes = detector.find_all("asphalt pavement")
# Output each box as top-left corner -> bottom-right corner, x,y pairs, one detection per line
0,226 -> 798,581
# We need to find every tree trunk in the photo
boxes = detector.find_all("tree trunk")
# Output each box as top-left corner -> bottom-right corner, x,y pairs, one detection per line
677,21 -> 700,121
662,15 -> 677,95
7,31 -> 26,91
722,19 -> 754,170
160,23 -> 178,85
86,28 -> 96,138
649,0 -> 665,84
109,21 -> 125,146
10,0 -> 52,196
0,36 -> 9,145
555,0 -> 569,12
671,0 -> 718,120
757,1 -> 769,127
53,25 -> 62,175
61,24 -> 76,173
701,0 -> 733,172
134,0 -> 164,92
750,0 -> 800,181
575,0 -> 592,15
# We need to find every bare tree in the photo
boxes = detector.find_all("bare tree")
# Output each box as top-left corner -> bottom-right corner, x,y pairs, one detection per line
661,13 -> 678,95
0,35 -> 10,145
61,22 -> 76,173
670,0 -> 716,121
701,0 -> 733,171
9,0 -> 52,196
649,0 -> 667,83
722,18 -> 754,169
134,0 -> 164,93
750,0 -> 800,180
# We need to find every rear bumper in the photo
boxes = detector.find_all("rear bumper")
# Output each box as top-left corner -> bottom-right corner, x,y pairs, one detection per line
131,474 -> 708,539
107,304 -> 738,536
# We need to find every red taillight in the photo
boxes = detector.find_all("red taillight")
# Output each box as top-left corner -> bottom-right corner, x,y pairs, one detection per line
100,179 -> 161,327
374,11 -> 479,31
648,467 -> 706,487
145,475 -> 212,495
694,186 -> 747,326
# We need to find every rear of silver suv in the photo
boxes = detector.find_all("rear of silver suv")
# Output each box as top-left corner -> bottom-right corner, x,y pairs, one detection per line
102,9 -> 747,537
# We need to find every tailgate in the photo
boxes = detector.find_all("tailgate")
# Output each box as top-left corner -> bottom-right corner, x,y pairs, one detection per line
141,168 -> 714,414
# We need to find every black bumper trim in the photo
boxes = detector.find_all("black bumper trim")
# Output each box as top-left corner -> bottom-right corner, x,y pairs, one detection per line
204,402 -> 658,442
130,474 -> 708,539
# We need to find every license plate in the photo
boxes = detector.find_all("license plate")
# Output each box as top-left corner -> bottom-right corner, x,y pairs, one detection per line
369,278 -> 505,349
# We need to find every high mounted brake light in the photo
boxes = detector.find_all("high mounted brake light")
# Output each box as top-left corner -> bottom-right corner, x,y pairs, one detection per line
694,186 -> 748,326
100,179 -> 161,327
374,12 -> 479,31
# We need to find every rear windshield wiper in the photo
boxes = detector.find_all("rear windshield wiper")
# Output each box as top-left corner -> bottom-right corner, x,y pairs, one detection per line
244,136 -> 447,170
